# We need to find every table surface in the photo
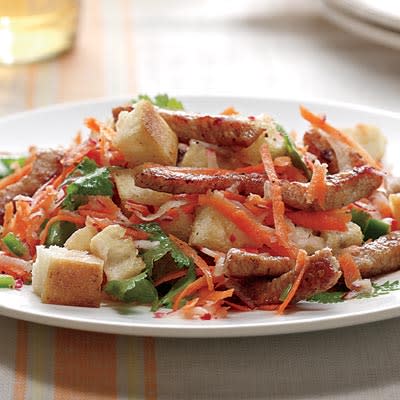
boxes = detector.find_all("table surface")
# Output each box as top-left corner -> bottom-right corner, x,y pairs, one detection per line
0,0 -> 399,399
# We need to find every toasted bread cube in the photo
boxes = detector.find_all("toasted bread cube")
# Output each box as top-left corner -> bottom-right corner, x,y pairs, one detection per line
114,100 -> 178,166
32,246 -> 104,308
343,124 -> 386,161
321,222 -> 363,251
90,225 -> 145,281
189,206 -> 252,252
179,140 -> 209,167
160,211 -> 194,242
64,226 -> 97,252
113,168 -> 172,207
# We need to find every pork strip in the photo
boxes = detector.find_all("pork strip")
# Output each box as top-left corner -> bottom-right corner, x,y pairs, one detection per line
224,248 -> 294,278
303,129 -> 364,173
226,248 -> 341,306
112,105 -> 266,148
135,166 -> 266,195
135,165 -> 382,211
345,231 -> 400,278
280,166 -> 382,211
0,149 -> 63,216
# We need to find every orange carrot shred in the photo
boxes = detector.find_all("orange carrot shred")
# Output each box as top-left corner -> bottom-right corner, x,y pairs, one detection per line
154,270 -> 188,287
277,249 -> 308,314
338,252 -> 362,290
0,162 -> 33,190
299,105 -> 379,169
85,117 -> 101,133
306,160 -> 328,207
39,213 -> 86,244
173,275 -> 208,311
169,234 -> 214,291
260,144 -> 297,259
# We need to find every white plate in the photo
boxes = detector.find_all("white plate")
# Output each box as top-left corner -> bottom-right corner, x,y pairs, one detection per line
0,96 -> 399,338
324,0 -> 400,32
321,0 -> 400,50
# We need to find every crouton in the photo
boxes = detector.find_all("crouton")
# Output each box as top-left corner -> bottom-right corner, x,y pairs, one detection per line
32,246 -> 104,308
114,100 -> 178,166
90,225 -> 145,281
189,206 -> 252,252
64,226 -> 97,252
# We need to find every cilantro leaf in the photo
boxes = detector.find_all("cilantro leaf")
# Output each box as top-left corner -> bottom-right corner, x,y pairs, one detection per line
307,291 -> 345,304
104,272 -> 158,304
45,221 -> 77,247
137,223 -> 192,272
153,263 -> 196,310
61,158 -> 114,211
355,280 -> 400,299
307,280 -> 400,304
0,156 -> 26,178
132,93 -> 184,110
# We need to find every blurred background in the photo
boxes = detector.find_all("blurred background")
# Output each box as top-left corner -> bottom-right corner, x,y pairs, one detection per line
0,0 -> 399,117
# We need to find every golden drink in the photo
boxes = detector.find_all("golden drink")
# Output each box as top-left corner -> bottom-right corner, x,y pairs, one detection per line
0,0 -> 79,64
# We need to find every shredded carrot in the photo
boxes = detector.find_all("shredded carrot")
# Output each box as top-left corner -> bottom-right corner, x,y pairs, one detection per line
221,106 -> 239,116
2,202 -> 14,235
338,252 -> 362,290
39,213 -> 86,244
74,131 -> 82,145
0,162 -> 32,190
0,253 -> 31,281
234,164 -> 266,174
154,270 -> 187,287
78,196 -> 120,219
306,160 -> 328,207
286,209 -> 351,232
260,144 -> 297,259
85,117 -> 101,133
277,249 -> 308,314
173,275 -> 208,311
52,164 -> 76,188
224,301 -> 252,312
169,234 -> 214,291
222,191 -> 247,203
299,105 -> 379,169
198,192 -> 290,256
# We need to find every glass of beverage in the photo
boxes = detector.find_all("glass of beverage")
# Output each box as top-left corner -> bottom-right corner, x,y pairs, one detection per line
0,0 -> 79,65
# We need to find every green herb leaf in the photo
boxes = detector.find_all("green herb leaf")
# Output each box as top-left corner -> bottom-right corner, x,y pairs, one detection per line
2,233 -> 28,257
307,291 -> 345,304
133,93 -> 184,110
61,158 -> 114,211
278,124 -> 311,180
45,221 -> 77,247
137,223 -> 192,272
104,272 -> 158,304
0,156 -> 26,179
308,280 -> 400,304
355,280 -> 400,299
154,263 -> 196,310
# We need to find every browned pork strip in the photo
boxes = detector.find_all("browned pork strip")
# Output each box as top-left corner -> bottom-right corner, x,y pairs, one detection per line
280,166 -> 382,211
345,231 -> 400,278
225,248 -> 341,307
0,150 -> 63,217
135,165 -> 382,211
112,105 -> 266,147
224,248 -> 294,278
303,129 -> 364,173
135,166 -> 266,195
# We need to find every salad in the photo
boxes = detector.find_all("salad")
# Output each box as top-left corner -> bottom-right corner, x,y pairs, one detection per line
0,94 -> 399,320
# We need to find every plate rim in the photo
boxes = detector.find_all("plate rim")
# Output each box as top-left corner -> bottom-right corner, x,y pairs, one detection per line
0,94 -> 399,338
